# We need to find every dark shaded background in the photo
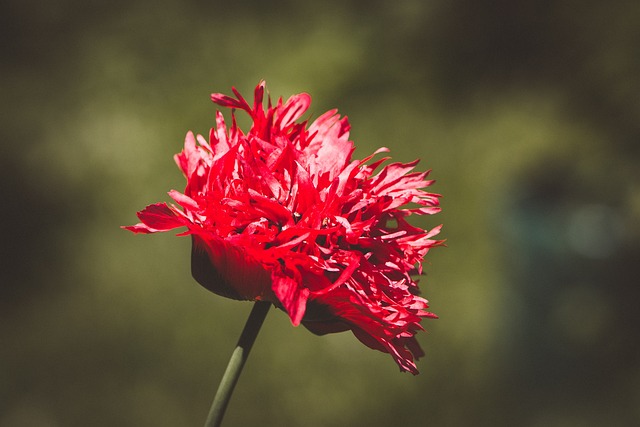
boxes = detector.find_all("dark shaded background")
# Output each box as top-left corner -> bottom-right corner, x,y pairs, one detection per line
2,1 -> 639,426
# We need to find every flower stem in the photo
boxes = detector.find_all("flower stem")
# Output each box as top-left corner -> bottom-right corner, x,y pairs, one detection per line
204,300 -> 271,427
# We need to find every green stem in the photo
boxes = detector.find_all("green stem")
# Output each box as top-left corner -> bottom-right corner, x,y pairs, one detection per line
204,300 -> 271,427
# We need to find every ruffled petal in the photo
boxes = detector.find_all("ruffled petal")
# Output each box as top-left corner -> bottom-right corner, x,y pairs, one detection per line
122,203 -> 187,234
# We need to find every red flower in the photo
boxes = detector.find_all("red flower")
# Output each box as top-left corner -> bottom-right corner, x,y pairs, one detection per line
124,81 -> 443,374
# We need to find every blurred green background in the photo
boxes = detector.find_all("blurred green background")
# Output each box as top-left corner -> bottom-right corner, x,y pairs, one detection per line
2,0 -> 639,426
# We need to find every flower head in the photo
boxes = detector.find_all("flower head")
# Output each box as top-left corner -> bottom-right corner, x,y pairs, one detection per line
124,81 -> 443,374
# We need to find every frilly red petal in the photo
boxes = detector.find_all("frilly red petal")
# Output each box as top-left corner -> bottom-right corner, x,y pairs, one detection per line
122,203 -> 187,234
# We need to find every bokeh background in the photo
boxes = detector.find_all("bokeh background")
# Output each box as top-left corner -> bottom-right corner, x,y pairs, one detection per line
2,1 -> 639,426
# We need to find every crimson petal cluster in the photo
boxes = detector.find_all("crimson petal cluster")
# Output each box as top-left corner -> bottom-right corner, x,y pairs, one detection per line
124,81 -> 443,374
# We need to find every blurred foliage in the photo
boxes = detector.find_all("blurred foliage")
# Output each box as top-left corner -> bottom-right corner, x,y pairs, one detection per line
2,0 -> 639,426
